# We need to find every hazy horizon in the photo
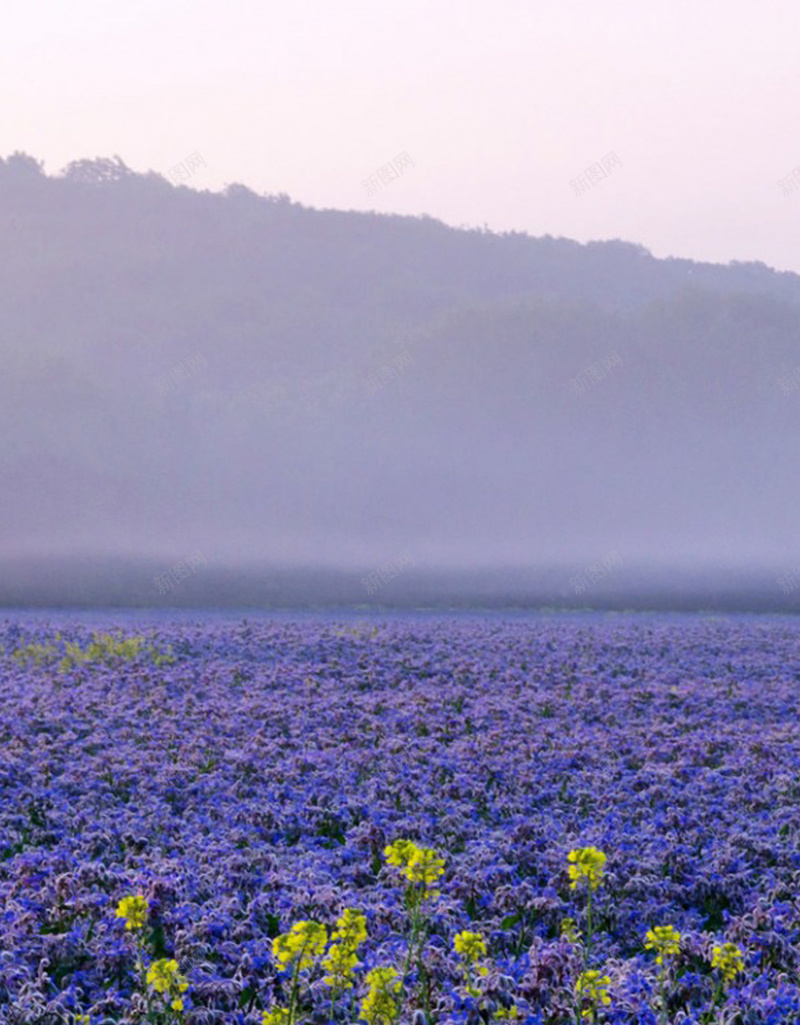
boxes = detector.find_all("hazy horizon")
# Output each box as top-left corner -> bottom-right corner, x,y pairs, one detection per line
4,3 -> 800,608
3,0 -> 800,274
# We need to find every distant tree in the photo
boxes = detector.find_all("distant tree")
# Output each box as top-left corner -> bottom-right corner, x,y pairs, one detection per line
224,183 -> 260,200
0,151 -> 45,180
262,190 -> 292,204
59,154 -> 133,184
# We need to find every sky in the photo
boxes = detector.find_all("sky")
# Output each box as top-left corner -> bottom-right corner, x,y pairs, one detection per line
4,0 -> 800,274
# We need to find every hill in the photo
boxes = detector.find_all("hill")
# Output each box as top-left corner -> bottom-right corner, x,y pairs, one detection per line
2,151 -> 800,606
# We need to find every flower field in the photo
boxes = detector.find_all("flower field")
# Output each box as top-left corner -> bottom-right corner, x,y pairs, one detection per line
2,613 -> 800,1024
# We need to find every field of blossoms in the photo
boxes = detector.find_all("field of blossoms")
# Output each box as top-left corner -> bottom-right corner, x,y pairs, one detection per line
2,612 -> 800,1025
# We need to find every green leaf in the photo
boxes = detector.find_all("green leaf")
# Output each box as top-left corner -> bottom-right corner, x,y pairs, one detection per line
149,921 -> 168,959
239,984 -> 256,1008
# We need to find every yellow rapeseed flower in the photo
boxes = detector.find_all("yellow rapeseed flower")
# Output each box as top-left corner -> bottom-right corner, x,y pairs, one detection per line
405,846 -> 445,896
146,958 -> 189,996
359,965 -> 401,1025
322,942 -> 359,988
711,942 -> 744,985
645,925 -> 681,965
384,839 -> 418,869
323,907 -> 367,988
453,930 -> 487,963
272,920 -> 328,972
384,839 -> 445,897
263,1008 -> 290,1025
567,847 -> 607,891
331,908 -> 368,950
575,969 -> 611,1017
115,894 -> 149,931
560,917 -> 582,943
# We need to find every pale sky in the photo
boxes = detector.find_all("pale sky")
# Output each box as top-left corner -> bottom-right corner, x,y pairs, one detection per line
4,0 -> 800,273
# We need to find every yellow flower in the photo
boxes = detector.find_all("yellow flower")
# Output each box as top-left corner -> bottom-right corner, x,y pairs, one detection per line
147,958 -> 177,993
146,957 -> 188,1014
115,894 -> 149,930
575,969 -> 611,1017
645,925 -> 681,965
711,942 -> 744,985
263,1008 -> 290,1025
322,942 -> 359,988
560,917 -> 582,943
359,965 -> 401,1025
384,839 -> 419,868
272,920 -> 328,972
384,839 -> 445,897
331,908 -> 368,950
405,846 -> 445,896
453,930 -> 487,963
146,958 -> 189,996
567,847 -> 607,891
323,907 -> 367,987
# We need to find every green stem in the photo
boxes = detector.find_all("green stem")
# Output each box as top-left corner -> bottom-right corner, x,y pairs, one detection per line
398,887 -> 421,1015
136,934 -> 153,1022
586,886 -> 594,967
699,980 -> 724,1025
712,979 -> 724,1012
288,941 -> 311,1025
287,967 -> 300,1025
414,919 -> 430,1006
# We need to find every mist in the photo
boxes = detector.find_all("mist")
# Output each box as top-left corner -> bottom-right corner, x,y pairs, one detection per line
2,155 -> 800,606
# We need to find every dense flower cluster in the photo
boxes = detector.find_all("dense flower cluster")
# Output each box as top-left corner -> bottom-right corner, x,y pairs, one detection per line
359,965 -> 401,1025
272,921 -> 328,972
320,941 -> 358,989
644,925 -> 681,965
575,968 -> 611,1017
261,1009 -> 289,1025
567,847 -> 606,892
712,941 -> 745,985
402,846 -> 446,899
147,957 -> 189,1011
115,894 -> 149,931
1,612 -> 800,1023
560,917 -> 581,943
453,930 -> 487,963
321,908 -> 368,989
